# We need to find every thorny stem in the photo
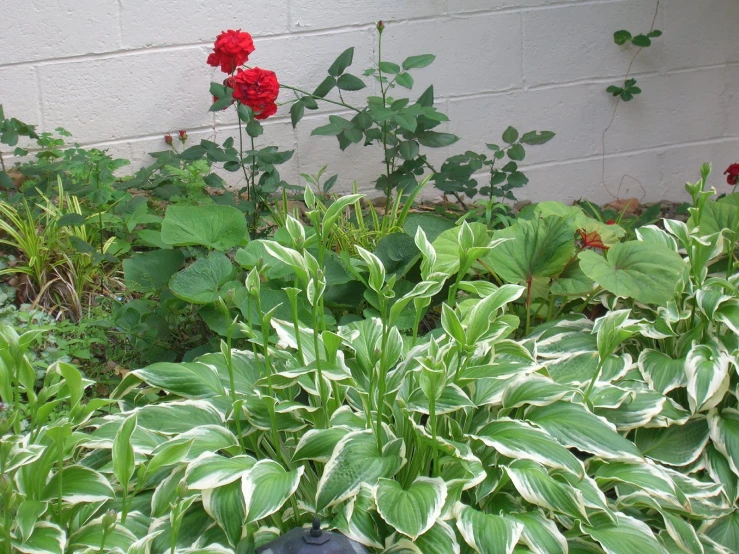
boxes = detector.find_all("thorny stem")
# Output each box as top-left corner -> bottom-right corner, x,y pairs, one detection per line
601,0 -> 661,199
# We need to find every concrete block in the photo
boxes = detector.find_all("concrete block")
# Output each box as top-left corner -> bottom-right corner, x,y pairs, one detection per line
0,0 -> 120,64
523,0 -> 662,87
120,0 -> 289,49
0,66 -> 41,130
290,0 -> 446,31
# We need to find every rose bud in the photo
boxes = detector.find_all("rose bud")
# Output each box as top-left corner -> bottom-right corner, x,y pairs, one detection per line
164,134 -> 173,145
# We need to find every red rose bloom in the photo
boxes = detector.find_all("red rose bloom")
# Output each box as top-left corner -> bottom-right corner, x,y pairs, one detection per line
724,163 -> 739,185
207,29 -> 255,74
231,67 -> 280,120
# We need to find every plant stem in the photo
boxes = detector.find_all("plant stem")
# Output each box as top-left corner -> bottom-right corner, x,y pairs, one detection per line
525,277 -> 533,336
279,84 -> 362,113
429,395 -> 439,477
583,358 -> 605,403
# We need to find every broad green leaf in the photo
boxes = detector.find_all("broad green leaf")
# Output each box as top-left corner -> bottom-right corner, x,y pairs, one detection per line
123,249 -> 184,292
337,73 -> 366,91
638,349 -> 687,395
578,241 -> 684,306
416,131 -> 459,148
374,477 -> 446,540
185,452 -> 257,489
660,510 -> 704,554
432,222 -> 495,274
593,461 -> 679,504
293,427 -> 352,463
112,413 -> 137,496
705,443 -> 738,503
328,47 -> 354,76
403,54 -> 436,69
16,500 -> 46,544
316,430 -> 405,511
68,519 -> 137,552
520,131 -> 556,145
502,375 -> 572,408
243,460 -> 304,523
132,361 -> 225,398
581,513 -> 667,554
509,511 -> 567,554
134,399 -> 224,434
505,460 -> 588,520
634,418 -> 709,467
472,418 -> 583,476
708,409 -> 739,478
169,252 -> 236,304
153,425 -> 238,461
42,466 -> 115,503
202,480 -> 245,547
414,520 -> 460,554
486,216 -> 576,293
13,522 -> 66,554
703,510 -> 739,552
525,402 -> 642,461
686,342 -> 731,413
161,204 -> 247,250
456,505 -> 523,554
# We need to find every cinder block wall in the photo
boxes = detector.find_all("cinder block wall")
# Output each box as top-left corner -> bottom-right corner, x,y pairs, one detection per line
1,0 -> 737,203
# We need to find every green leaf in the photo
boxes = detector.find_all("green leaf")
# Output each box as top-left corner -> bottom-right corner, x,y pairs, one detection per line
396,72 -> 414,89
15,501 -> 47,544
472,418 -> 583,476
399,140 -> 420,161
112,413 -> 137,496
456,505 -> 523,554
180,145 -> 207,160
634,418 -> 709,467
243,460 -> 304,523
123,249 -> 184,292
315,430 -> 405,511
313,76 -> 337,98
509,511 -> 567,554
704,509 -> 739,552
637,349 -> 687,395
186,453 -> 256,489
169,252 -> 236,304
613,30 -> 633,45
374,477 -> 446,540
581,513 -> 666,554
246,119 -> 263,137
525,402 -> 642,461
237,103 -> 253,122
578,241 -> 685,306
403,54 -> 436,70
202,480 -> 244,547
161,204 -> 246,250
417,131 -> 459,148
520,131 -> 556,145
485,216 -> 576,289
505,460 -> 589,520
379,61 -> 401,74
12,522 -> 66,554
502,126 -> 519,144
42,466 -> 115,503
132,361 -> 226,399
686,341 -> 731,413
709,409 -> 739,478
508,143 -> 526,161
631,34 -> 652,47
395,112 -> 417,133
337,74 -> 366,91
414,521 -> 460,554
328,47 -> 355,76
290,101 -> 305,128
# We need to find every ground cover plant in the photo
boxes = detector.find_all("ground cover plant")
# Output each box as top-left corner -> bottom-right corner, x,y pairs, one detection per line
1,23 -> 739,554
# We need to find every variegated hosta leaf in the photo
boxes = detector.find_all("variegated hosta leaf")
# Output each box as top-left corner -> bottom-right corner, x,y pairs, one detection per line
524,402 -> 642,461
471,418 -> 584,476
293,427 -> 351,462
501,375 -> 573,408
504,460 -> 589,521
455,504 -> 524,554
580,513 -> 668,554
67,518 -> 138,552
185,452 -> 257,489
332,483 -> 384,549
715,298 -> 739,334
634,418 -> 710,467
705,444 -> 738,504
112,413 -> 137,497
316,430 -> 405,511
407,384 -> 475,415
703,511 -> 739,553
15,500 -> 46,544
686,342 -> 731,413
509,511 -> 567,554
593,461 -> 681,506
374,477 -> 447,540
660,509 -> 704,554
131,400 -> 225,434
41,466 -> 115,504
414,520 -> 460,554
202,480 -> 245,547
12,522 -> 66,554
132,361 -> 226,398
242,460 -> 304,523
545,352 -> 631,386
638,349 -> 687,395
594,386 -> 666,432
708,409 -> 739,478
153,425 -> 238,462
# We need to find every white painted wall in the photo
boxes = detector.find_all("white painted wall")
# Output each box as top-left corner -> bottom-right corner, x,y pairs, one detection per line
1,0 -> 738,204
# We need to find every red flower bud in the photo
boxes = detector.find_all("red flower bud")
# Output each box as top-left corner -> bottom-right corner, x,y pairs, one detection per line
164,134 -> 173,145
178,130 -> 187,142
377,21 -> 385,33
605,219 -> 616,225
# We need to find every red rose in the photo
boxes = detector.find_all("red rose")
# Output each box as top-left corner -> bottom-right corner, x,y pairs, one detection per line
724,163 -> 739,185
164,133 -> 173,145
178,130 -> 187,142
207,29 -> 255,74
231,67 -> 280,120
